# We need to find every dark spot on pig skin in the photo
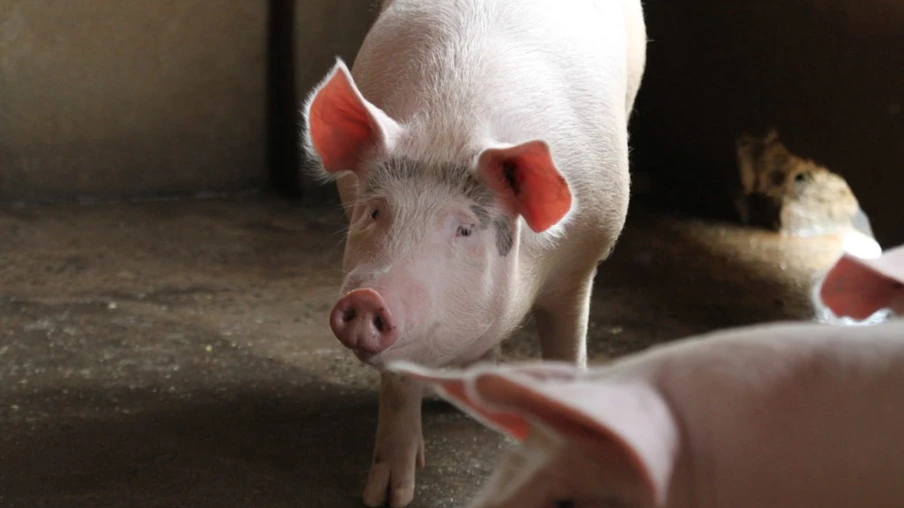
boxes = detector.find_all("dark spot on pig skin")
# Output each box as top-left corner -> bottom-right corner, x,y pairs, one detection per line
503,160 -> 521,196
494,218 -> 513,256
471,205 -> 491,229
365,156 -> 519,256
365,157 -> 494,208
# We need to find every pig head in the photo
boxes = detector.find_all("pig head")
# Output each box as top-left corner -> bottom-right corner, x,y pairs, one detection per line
304,60 -> 573,367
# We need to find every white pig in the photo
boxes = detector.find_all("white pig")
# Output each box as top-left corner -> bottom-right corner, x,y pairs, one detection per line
391,318 -> 904,508
302,0 -> 646,506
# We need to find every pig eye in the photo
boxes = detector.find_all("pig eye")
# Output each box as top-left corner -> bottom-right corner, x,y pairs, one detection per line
370,209 -> 380,220
456,225 -> 473,237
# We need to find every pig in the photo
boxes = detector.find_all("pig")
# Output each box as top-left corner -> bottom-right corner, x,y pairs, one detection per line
391,318 -> 904,508
819,244 -> 904,320
388,241 -> 904,507
301,0 -> 647,505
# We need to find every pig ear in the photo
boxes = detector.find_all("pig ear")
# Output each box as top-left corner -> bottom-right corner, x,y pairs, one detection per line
390,361 -> 677,506
387,361 -> 581,440
819,245 -> 904,319
302,59 -> 401,175
477,140 -> 573,233
470,374 -> 679,506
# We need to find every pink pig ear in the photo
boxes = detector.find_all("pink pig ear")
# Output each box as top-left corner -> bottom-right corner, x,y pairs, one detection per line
477,140 -> 573,233
389,361 -> 678,506
819,245 -> 904,320
387,361 -> 580,440
303,59 -> 401,174
471,373 -> 679,506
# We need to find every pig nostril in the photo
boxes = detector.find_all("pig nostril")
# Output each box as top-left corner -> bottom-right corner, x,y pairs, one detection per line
373,314 -> 384,333
342,308 -> 357,322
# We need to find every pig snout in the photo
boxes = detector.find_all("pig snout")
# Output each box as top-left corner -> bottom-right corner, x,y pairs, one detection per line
330,288 -> 398,356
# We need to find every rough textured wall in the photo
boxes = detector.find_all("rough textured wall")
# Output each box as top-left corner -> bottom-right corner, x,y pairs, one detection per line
631,0 -> 904,246
0,0 -> 268,202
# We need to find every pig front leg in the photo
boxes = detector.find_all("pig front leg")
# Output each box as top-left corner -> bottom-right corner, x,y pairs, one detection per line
533,270 -> 594,369
363,372 -> 425,508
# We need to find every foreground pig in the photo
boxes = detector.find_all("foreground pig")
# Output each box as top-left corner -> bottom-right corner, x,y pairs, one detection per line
388,243 -> 904,507
301,0 -> 647,505
391,318 -> 904,508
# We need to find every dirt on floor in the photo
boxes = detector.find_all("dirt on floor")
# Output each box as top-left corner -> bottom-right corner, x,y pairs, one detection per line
0,194 -> 854,507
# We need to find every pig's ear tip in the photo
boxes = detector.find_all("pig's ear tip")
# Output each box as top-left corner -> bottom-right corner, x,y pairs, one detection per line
329,57 -> 353,76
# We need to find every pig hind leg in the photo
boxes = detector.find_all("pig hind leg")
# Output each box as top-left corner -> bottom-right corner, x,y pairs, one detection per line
532,269 -> 596,369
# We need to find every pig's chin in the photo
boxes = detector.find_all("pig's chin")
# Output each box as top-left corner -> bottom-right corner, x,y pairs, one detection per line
355,338 -> 473,370
354,340 -> 428,370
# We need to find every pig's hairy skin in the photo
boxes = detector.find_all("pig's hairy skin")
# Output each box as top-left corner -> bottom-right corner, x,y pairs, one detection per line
611,321 -> 904,508
402,320 -> 904,508
302,0 -> 647,506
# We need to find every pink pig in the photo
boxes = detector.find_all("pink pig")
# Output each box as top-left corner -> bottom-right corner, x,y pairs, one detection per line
389,244 -> 904,507
302,0 -> 647,505
392,322 -> 904,508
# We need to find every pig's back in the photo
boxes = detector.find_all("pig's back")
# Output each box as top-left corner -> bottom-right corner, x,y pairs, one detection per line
353,0 -> 633,172
653,321 -> 904,508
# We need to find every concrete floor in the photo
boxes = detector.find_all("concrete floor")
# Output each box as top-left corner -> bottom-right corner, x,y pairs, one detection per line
0,195 -> 853,507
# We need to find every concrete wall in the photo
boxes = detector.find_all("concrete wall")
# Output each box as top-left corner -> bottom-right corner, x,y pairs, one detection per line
0,0 -> 270,201
1,0 -> 900,245
0,0 -> 380,203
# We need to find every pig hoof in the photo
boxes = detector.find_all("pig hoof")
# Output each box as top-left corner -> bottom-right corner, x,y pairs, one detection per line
362,463 -> 415,507
361,440 -> 423,507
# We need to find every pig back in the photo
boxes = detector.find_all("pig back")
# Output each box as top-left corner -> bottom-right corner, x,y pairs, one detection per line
656,321 -> 904,508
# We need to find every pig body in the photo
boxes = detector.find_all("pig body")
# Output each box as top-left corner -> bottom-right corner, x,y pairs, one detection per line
394,245 -> 904,507
394,319 -> 904,508
303,0 -> 646,505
